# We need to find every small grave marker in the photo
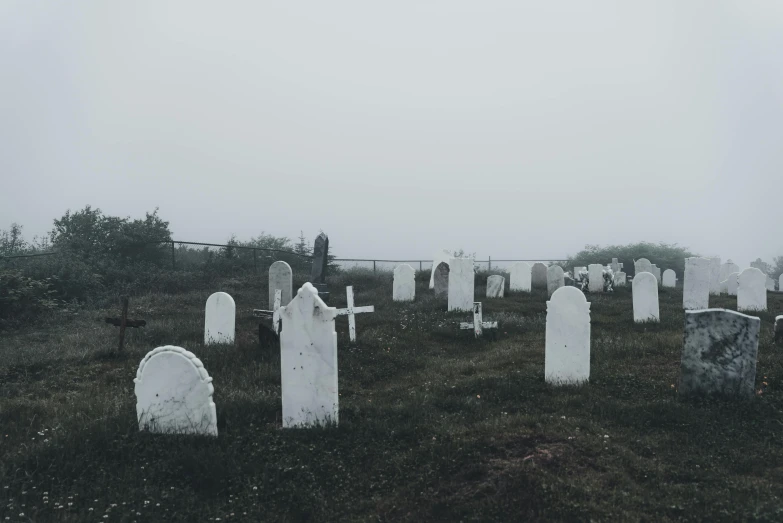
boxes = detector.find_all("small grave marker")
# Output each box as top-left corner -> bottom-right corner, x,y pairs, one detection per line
459,302 -> 498,338
335,286 -> 375,342
103,296 -> 146,352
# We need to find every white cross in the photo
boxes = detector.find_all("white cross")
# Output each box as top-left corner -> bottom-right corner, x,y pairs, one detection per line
335,286 -> 375,342
611,258 -> 623,273
459,302 -> 498,338
253,289 -> 282,334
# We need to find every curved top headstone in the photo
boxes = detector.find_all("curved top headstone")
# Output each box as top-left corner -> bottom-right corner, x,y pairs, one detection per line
205,292 -> 236,345
269,261 -> 293,310
134,345 -> 217,436
547,285 -> 590,311
429,250 -> 451,289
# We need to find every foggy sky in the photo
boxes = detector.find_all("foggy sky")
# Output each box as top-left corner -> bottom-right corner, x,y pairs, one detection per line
2,1 -> 782,267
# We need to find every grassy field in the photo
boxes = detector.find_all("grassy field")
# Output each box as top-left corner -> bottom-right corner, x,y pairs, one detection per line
2,269 -> 783,522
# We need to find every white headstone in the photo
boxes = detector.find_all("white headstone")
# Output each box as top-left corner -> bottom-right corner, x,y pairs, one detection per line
738,267 -> 767,312
546,265 -> 565,297
134,345 -> 218,436
780,274 -> 783,292
719,261 -> 740,283
708,257 -> 721,296
634,258 -> 653,276
486,275 -> 505,298
204,292 -> 235,344
727,272 -> 740,296
651,265 -> 662,285
531,263 -> 548,289
610,258 -> 623,273
683,258 -> 710,310
613,271 -> 626,287
429,249 -> 451,290
545,287 -> 591,385
448,257 -> 475,311
269,261 -> 293,310
433,262 -> 450,296
279,282 -> 339,428
632,272 -> 660,323
587,264 -> 604,293
393,264 -> 415,302
508,262 -> 532,292
662,269 -> 676,288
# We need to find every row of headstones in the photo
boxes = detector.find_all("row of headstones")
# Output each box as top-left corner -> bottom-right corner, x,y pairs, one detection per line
135,281 -> 769,436
684,258 -> 773,312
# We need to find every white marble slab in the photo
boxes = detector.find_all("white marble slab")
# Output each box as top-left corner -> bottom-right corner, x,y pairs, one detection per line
486,275 -> 505,298
393,264 -> 415,302
683,257 -> 710,310
204,292 -> 235,345
545,287 -> 591,385
727,272 -> 739,296
433,262 -> 450,296
429,249 -> 451,290
613,271 -> 626,287
546,265 -> 565,297
279,282 -> 339,428
588,264 -> 604,293
708,257 -> 721,296
448,257 -> 475,311
662,269 -> 676,288
738,267 -> 767,312
134,345 -> 217,436
678,309 -> 760,398
633,272 -> 660,323
720,261 -> 740,282
634,258 -> 653,276
509,262 -> 532,292
531,263 -> 548,289
269,261 -> 293,310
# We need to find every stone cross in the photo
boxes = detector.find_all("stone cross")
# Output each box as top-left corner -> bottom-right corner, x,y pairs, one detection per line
610,258 -> 623,273
335,286 -> 375,342
459,302 -> 498,338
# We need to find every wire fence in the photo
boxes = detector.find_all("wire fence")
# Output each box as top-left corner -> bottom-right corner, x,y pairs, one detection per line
0,240 -> 567,273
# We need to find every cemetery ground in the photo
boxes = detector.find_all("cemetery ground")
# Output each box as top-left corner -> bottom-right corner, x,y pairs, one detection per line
2,271 -> 783,522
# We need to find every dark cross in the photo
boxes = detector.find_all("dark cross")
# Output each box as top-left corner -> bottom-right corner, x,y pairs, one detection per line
310,232 -> 330,303
103,296 -> 146,351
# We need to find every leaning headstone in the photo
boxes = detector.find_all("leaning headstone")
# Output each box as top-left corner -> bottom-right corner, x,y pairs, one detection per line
310,233 -> 330,302
678,309 -> 761,398
708,256 -> 721,296
727,272 -> 740,296
546,265 -> 565,297
613,271 -> 626,287
486,275 -> 505,298
766,276 -> 776,292
429,249 -> 451,290
269,261 -> 293,309
509,262 -> 532,292
279,282 -> 339,428
204,292 -> 235,344
134,345 -> 218,436
433,262 -> 450,296
634,258 -> 653,276
632,272 -> 660,323
531,263 -> 548,289
587,264 -> 604,293
683,257 -> 710,310
393,264 -> 415,302
720,260 -> 740,282
545,286 -> 591,385
662,269 -> 676,288
448,257 -> 475,311
738,267 -> 767,312
651,265 -> 662,286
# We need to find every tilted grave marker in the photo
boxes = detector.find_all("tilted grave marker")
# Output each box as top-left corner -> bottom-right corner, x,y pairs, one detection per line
336,286 -> 375,342
103,295 -> 146,352
459,302 -> 498,338
486,275 -> 505,298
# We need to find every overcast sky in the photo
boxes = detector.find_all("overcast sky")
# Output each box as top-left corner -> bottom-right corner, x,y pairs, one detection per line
1,1 -> 781,267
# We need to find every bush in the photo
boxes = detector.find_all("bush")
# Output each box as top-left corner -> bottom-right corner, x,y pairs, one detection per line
0,269 -> 59,328
565,242 -> 700,277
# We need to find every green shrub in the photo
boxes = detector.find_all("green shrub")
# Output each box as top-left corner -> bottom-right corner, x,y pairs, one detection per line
0,269 -> 59,327
565,242 -> 700,277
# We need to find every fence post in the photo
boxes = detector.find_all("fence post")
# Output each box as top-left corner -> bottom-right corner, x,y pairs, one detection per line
419,260 -> 423,271
373,260 -> 376,274
488,256 -> 491,271
171,241 -> 176,269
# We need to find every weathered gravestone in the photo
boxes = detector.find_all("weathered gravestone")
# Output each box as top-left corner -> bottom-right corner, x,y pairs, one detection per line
433,262 -> 450,296
134,345 -> 218,436
727,272 -> 740,296
614,271 -> 627,287
269,261 -> 293,310
429,249 -> 451,290
310,233 -> 330,302
651,265 -> 662,286
775,316 -> 783,344
588,264 -> 604,293
634,258 -> 653,276
678,309 -> 760,399
204,292 -> 235,345
738,267 -> 767,312
610,258 -> 623,274
531,263 -> 548,290
509,262 -> 532,292
448,257 -> 475,311
632,272 -> 660,323
662,269 -> 676,288
279,282 -> 339,428
486,275 -> 505,298
545,286 -> 591,385
546,265 -> 565,297
393,264 -> 415,302
459,302 -> 498,338
683,257 -> 710,310
708,257 -> 721,296
720,260 -> 740,282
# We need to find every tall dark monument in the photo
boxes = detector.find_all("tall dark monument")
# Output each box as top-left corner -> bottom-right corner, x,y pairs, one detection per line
310,232 -> 329,303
